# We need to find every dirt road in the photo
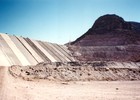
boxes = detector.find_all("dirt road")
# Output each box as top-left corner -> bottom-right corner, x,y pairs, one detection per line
0,66 -> 140,100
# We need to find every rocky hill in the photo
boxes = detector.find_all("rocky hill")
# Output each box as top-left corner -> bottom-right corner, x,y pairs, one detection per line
69,14 -> 140,62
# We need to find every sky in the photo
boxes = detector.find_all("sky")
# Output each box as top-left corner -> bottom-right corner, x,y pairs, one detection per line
0,0 -> 140,44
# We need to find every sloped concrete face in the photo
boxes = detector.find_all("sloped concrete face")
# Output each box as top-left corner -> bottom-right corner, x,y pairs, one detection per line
1,34 -> 30,66
16,37 -> 44,63
0,48 -> 11,66
0,33 -> 76,66
0,35 -> 22,65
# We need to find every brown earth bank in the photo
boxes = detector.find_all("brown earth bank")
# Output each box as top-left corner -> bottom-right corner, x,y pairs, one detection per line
9,62 -> 140,81
0,66 -> 140,100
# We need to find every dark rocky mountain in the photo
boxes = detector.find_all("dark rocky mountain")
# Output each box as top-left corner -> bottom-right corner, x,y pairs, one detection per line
131,22 -> 140,32
69,14 -> 140,62
71,14 -> 140,46
92,14 -> 132,31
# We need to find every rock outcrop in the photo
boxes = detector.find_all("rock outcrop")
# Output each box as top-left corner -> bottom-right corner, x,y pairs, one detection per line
69,14 -> 140,62
92,14 -> 132,31
71,14 -> 140,46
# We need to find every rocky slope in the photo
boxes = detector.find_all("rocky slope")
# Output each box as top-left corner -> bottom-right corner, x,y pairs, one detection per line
69,14 -> 140,62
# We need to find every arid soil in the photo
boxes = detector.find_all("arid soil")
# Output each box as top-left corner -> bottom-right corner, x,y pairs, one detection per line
0,66 -> 140,100
9,62 -> 140,81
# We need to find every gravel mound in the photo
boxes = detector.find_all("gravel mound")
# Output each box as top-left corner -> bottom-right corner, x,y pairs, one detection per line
9,62 -> 140,81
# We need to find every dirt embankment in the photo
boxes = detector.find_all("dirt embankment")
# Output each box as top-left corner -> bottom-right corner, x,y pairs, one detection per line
9,62 -> 140,81
1,66 -> 140,100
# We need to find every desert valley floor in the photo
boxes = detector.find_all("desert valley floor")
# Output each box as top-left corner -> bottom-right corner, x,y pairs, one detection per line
0,66 -> 140,100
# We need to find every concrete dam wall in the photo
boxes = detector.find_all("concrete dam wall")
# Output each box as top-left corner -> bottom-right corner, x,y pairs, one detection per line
0,33 -> 76,66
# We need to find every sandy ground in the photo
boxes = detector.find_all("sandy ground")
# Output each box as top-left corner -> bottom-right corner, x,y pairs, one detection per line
0,66 -> 140,100
9,63 -> 140,81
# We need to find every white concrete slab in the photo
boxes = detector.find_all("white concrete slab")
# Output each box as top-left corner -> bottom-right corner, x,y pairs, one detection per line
10,36 -> 38,65
0,48 -> 11,66
53,44 -> 72,62
43,42 -> 66,62
1,34 -> 30,66
39,41 -> 61,62
0,35 -> 22,65
46,42 -> 71,62
61,45 -> 76,61
0,33 -> 77,66
17,37 -> 44,63
24,38 -> 48,62
31,39 -> 57,62
49,43 -> 70,62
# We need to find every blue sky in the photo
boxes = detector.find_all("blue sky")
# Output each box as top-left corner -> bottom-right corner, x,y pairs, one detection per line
0,0 -> 140,44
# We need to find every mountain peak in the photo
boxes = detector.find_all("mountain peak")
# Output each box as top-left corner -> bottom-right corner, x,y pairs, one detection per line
69,14 -> 140,62
92,14 -> 131,31
71,14 -> 140,46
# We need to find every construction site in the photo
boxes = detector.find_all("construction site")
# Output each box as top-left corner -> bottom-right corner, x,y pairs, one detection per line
0,14 -> 140,100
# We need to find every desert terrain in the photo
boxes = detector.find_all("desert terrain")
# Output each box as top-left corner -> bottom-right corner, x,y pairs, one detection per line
0,14 -> 140,100
0,63 -> 140,100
